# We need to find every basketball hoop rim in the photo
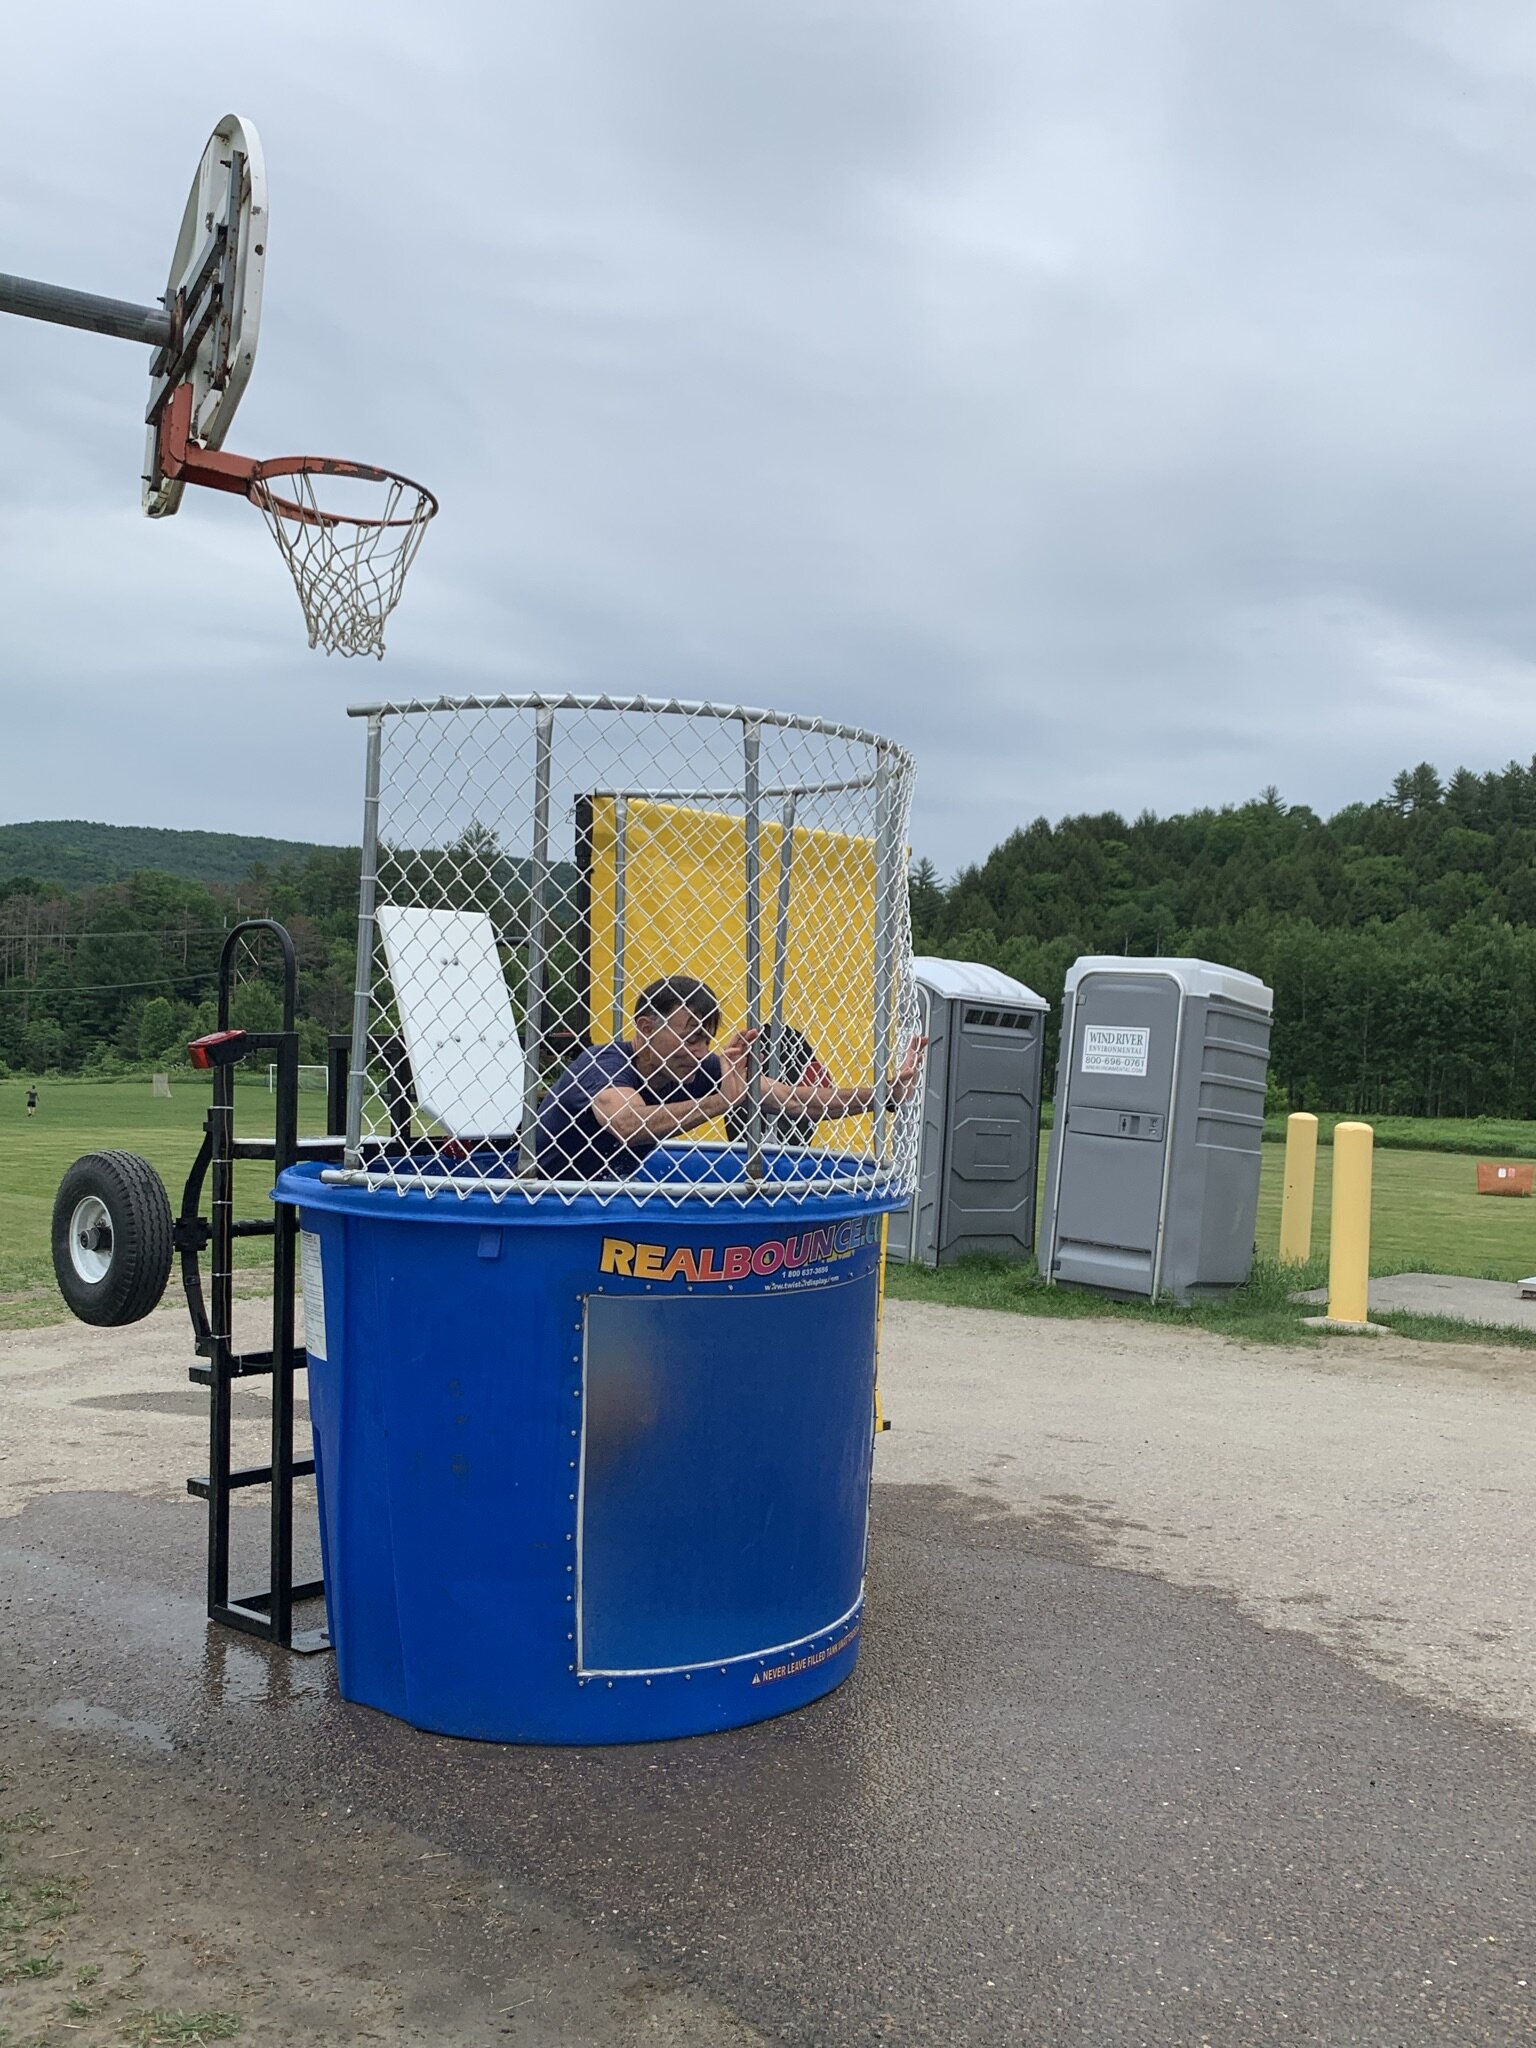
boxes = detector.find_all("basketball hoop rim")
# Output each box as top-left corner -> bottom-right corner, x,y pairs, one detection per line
151,378 -> 438,655
155,382 -> 438,530
248,454 -> 440,532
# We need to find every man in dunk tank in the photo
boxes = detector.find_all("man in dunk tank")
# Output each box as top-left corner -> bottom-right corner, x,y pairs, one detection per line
535,973 -> 926,1184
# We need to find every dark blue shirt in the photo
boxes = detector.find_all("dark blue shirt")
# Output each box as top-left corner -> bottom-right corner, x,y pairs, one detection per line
534,1041 -> 723,1182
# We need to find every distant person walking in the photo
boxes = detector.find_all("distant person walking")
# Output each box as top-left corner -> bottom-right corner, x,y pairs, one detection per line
25,1085 -> 38,1117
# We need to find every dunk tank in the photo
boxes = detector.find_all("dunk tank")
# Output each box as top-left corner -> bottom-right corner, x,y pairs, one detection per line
6,115 -> 924,1742
280,697 -> 922,1740
44,689 -> 923,1744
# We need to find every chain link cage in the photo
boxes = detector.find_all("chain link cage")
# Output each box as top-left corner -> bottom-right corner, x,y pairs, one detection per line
324,695 -> 920,1209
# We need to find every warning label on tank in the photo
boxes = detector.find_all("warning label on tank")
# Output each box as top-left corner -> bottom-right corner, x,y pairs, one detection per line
1082,1025 -> 1150,1076
300,1231 -> 328,1361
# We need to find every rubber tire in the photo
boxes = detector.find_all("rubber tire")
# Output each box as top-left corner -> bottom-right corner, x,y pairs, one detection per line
51,1151 -> 174,1327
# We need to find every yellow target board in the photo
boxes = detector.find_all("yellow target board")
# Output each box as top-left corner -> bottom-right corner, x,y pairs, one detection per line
581,795 -> 880,1143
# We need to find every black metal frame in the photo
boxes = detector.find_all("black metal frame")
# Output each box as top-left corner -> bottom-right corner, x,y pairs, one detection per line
176,920 -> 344,1654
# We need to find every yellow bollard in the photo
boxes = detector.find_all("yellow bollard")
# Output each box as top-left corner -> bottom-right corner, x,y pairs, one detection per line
1278,1112 -> 1319,1264
1327,1121 -> 1374,1325
873,1213 -> 891,1434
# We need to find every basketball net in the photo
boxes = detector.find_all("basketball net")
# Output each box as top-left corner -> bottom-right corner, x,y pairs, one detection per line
250,459 -> 438,659
155,384 -> 439,658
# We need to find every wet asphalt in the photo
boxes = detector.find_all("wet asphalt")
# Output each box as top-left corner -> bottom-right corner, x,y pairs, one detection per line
2,1475 -> 1532,2046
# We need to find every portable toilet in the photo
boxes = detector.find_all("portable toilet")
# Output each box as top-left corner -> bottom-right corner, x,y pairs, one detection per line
1039,956 -> 1272,1303
887,958 -> 1049,1267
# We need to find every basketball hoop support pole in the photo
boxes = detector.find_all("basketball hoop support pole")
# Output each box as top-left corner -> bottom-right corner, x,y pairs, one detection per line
0,270 -> 172,349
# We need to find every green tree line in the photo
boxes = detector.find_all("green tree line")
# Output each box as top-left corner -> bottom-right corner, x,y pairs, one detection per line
0,829 -> 585,1080
0,852 -> 361,1077
8,758 -> 1536,1119
911,759 -> 1536,1120
0,820 -> 327,890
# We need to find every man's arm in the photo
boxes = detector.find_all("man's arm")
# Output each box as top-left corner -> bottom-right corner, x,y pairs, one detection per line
588,1084 -> 731,1147
766,1034 -> 929,1122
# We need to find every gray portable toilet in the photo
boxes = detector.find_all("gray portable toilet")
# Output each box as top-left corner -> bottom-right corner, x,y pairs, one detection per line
1039,956 -> 1272,1303
887,958 -> 1049,1267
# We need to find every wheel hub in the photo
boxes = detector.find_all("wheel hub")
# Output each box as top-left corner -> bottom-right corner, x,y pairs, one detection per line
68,1196 -> 114,1284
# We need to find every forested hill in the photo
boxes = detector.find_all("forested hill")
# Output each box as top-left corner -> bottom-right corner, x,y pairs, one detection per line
912,760 -> 1536,1121
8,760 -> 1536,1119
0,820 -> 334,889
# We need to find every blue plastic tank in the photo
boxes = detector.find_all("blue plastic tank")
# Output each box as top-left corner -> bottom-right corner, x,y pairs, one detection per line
275,1147 -> 901,1743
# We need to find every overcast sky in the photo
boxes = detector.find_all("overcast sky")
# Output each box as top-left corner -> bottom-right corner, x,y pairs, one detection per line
4,1 -> 1536,878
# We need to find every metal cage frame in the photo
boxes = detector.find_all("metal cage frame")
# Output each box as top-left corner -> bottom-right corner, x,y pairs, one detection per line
327,694 -> 921,1208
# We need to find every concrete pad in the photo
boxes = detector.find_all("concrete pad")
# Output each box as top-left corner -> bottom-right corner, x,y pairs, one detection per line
1300,1313 -> 1393,1333
1294,1270 -> 1536,1330
877,1300 -> 1536,1736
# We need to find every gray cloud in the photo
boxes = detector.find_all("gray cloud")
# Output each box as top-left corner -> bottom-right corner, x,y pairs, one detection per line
4,1 -> 1536,874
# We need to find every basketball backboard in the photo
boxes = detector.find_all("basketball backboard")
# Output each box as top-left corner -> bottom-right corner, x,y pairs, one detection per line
142,114 -> 267,518
0,111 -> 435,652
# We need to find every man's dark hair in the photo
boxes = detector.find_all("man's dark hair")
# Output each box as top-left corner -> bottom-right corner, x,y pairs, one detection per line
634,975 -> 721,1038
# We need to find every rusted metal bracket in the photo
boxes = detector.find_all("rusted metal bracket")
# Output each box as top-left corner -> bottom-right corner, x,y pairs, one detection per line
155,381 -> 259,497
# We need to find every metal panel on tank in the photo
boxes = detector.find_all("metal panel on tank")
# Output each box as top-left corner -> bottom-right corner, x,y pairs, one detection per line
580,1277 -> 876,1674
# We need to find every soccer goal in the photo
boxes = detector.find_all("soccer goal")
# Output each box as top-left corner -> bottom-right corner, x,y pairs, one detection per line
268,1064 -> 328,1093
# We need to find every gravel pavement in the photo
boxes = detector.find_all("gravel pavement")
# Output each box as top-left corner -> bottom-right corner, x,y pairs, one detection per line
878,1301 -> 1536,1735
0,1295 -> 1532,2046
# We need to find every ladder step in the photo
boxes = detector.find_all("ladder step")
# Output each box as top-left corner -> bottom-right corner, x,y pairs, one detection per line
234,1580 -> 326,1610
186,1459 -> 316,1499
209,1603 -> 331,1655
187,1348 -> 307,1385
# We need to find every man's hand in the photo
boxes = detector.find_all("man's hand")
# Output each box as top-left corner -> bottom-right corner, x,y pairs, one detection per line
715,1026 -> 759,1107
889,1034 -> 929,1104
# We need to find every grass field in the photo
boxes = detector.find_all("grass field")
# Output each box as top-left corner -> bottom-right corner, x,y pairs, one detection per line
7,1078 -> 1536,1343
1261,1110 -> 1536,1160
0,1077 -> 331,1331
1253,1134 -> 1536,1281
885,1125 -> 1536,1346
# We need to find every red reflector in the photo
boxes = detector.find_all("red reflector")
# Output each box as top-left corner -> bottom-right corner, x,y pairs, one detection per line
187,1029 -> 248,1071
